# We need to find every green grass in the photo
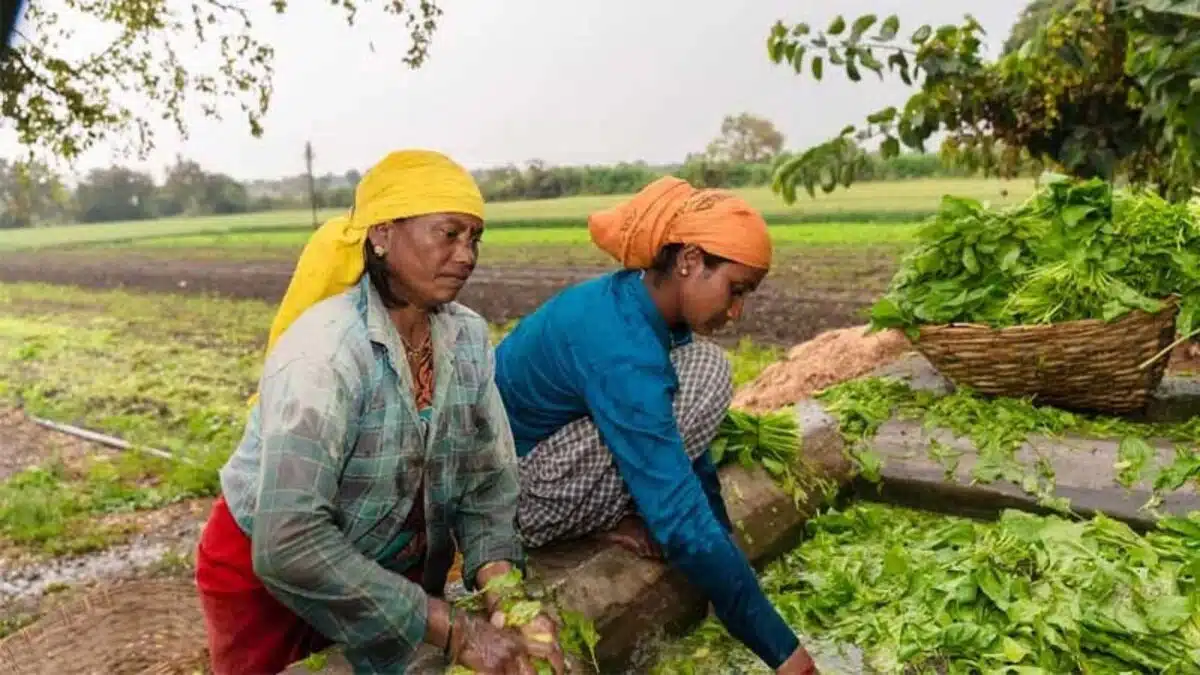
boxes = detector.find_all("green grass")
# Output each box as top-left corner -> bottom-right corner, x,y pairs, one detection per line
101,220 -> 922,254
0,281 -> 783,555
0,178 -> 1032,252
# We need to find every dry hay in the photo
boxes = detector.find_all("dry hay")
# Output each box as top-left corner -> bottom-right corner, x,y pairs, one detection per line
732,326 -> 912,414
0,578 -> 210,675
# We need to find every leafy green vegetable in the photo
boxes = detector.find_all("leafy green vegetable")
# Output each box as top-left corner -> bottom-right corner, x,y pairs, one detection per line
713,409 -> 838,507
655,503 -> 1200,674
816,377 -> 1200,514
449,568 -> 601,674
868,176 -> 1200,339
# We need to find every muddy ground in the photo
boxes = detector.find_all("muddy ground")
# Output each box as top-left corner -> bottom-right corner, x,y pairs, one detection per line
0,249 -> 886,347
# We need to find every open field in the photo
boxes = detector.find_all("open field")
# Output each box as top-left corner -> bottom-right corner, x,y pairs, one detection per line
0,245 -> 899,346
0,281 -> 785,558
0,178 -> 1033,252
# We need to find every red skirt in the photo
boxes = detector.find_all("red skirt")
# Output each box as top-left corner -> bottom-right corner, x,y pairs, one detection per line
194,497 -> 422,674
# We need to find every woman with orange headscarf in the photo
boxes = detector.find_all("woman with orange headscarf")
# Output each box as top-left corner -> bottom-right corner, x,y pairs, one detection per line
494,177 -> 819,674
194,150 -> 563,674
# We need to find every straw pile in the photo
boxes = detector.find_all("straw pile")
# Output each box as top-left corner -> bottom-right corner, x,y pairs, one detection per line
732,326 -> 912,414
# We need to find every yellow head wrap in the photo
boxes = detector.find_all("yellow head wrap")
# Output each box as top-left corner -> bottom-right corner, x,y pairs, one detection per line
263,149 -> 484,360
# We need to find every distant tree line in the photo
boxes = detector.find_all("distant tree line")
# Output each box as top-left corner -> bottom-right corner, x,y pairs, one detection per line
0,113 -> 1031,228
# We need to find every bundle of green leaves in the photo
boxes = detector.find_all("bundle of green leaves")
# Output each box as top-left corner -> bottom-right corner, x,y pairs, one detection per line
869,175 -> 1200,339
654,502 -> 1200,674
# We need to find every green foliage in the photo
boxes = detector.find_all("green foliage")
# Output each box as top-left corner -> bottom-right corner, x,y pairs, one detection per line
1002,0 -> 1080,55
867,176 -> 1200,339
0,159 -> 72,229
726,338 -> 782,388
0,153 -> 998,229
704,113 -> 786,165
3,1 -> 443,160
766,0 -> 1200,202
0,454 -> 189,555
656,502 -> 1200,673
712,409 -> 836,509
0,283 -> 265,553
816,376 -> 1200,514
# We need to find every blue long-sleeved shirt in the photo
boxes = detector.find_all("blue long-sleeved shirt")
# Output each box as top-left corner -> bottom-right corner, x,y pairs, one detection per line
494,270 -> 799,669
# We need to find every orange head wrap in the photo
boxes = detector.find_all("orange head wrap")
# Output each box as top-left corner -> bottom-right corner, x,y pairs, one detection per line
587,176 -> 773,270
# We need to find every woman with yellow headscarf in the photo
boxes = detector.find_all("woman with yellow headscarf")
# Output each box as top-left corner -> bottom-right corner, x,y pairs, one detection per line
494,177 -> 820,675
194,150 -> 563,675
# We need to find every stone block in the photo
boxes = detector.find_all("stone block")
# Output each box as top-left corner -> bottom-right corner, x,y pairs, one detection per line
854,418 -> 1200,531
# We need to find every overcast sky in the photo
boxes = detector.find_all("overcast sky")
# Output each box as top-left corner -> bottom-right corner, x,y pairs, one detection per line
4,1 -> 1025,181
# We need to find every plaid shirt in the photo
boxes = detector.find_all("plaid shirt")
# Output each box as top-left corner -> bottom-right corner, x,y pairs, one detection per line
219,275 -> 522,672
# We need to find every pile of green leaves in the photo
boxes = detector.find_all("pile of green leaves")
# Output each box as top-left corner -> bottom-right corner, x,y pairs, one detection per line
655,502 -> 1200,674
816,376 -> 1200,514
868,176 -> 1200,338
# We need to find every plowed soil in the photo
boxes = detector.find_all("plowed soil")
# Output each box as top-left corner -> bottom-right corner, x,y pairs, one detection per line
0,250 -> 887,347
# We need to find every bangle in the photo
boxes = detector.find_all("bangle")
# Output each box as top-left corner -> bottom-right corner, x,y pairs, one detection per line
444,604 -> 457,661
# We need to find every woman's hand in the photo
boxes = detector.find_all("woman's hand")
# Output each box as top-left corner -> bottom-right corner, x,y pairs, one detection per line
776,646 -> 819,675
600,515 -> 663,560
505,611 -> 565,675
451,610 -> 538,675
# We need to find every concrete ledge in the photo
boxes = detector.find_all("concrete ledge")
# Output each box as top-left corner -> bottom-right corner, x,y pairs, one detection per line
286,411 -> 851,674
855,354 -> 1200,531
854,419 -> 1200,531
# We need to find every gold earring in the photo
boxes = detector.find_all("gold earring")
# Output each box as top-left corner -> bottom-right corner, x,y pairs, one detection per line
680,268 -> 689,277
373,244 -> 386,257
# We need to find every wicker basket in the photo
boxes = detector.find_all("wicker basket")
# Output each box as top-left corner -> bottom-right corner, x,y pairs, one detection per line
0,579 -> 210,675
913,300 -> 1179,414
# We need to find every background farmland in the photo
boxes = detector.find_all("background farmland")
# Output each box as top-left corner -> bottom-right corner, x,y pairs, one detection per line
0,178 -> 1033,348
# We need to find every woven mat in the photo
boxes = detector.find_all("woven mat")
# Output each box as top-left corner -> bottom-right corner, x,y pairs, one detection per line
0,578 -> 210,675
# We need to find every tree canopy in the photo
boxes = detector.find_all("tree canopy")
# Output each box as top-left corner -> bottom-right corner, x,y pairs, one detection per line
2,0 -> 442,161
765,0 -> 1200,203
705,113 -> 786,165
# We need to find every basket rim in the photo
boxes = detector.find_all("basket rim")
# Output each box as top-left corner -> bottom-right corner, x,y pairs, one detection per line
915,295 -> 1179,335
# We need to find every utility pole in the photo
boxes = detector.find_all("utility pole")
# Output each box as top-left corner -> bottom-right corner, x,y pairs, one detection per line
304,141 -> 318,228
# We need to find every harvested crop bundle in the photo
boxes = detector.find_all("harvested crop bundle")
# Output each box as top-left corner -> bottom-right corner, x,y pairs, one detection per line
868,176 -> 1200,341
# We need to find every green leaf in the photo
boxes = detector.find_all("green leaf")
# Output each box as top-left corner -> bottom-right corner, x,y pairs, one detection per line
792,46 -> 807,73
881,136 -> 900,159
767,36 -> 785,62
999,244 -> 1021,272
1060,205 -> 1095,227
1145,595 -> 1190,634
812,57 -> 824,80
850,14 -> 877,41
866,106 -> 897,124
961,245 -> 979,274
828,16 -> 846,35
911,25 -> 932,44
859,50 -> 884,74
878,15 -> 900,41
869,297 -> 904,328
1115,437 -> 1156,488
